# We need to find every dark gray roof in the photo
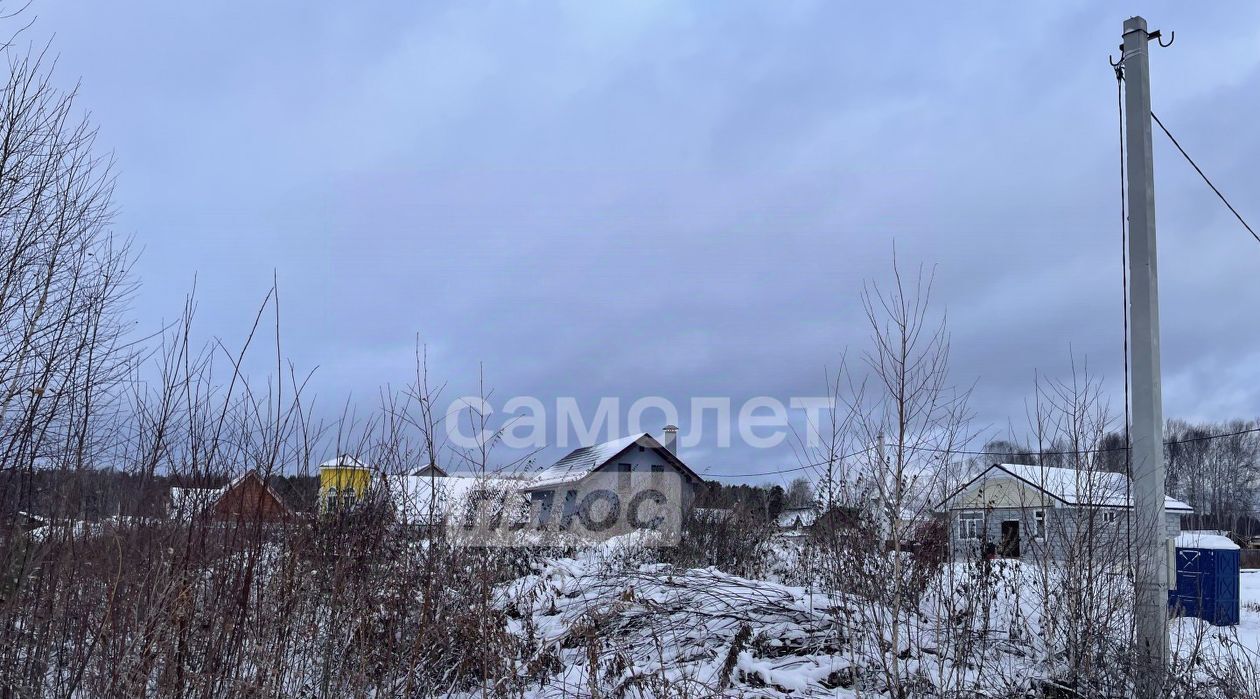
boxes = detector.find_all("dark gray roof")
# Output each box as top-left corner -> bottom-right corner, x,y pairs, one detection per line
530,433 -> 650,489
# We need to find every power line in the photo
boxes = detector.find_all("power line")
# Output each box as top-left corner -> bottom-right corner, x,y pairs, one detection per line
1151,111 -> 1260,245
705,446 -> 873,479
1118,60 -> 1137,584
894,425 -> 1260,457
1165,425 -> 1260,447
704,425 -> 1260,479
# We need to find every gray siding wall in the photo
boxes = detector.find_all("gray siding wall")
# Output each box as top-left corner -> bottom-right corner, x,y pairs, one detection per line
532,445 -> 698,512
592,445 -> 697,505
948,506 -> 1182,561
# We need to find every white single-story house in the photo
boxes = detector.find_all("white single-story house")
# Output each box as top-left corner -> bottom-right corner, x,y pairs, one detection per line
379,470 -> 529,529
937,463 -> 1193,560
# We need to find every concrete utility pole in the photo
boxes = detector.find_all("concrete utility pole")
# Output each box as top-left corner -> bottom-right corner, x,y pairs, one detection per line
1121,15 -> 1169,687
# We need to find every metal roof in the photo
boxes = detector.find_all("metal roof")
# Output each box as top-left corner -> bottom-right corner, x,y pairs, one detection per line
529,433 -> 650,489
940,463 -> 1193,513
319,454 -> 371,470
528,433 -> 706,490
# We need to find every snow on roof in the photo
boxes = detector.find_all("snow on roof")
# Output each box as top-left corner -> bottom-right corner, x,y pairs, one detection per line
776,505 -> 819,529
167,470 -> 292,519
168,486 -> 225,518
528,433 -> 650,489
380,473 -> 528,526
1177,530 -> 1240,550
320,454 -> 371,470
947,463 -> 1193,513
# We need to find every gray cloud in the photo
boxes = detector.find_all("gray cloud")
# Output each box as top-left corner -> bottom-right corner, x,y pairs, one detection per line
27,0 -> 1260,478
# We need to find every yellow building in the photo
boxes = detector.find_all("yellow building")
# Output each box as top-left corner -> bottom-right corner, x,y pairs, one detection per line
318,455 -> 373,514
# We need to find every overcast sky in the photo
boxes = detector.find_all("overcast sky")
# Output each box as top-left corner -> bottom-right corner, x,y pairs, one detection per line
26,1 -> 1260,480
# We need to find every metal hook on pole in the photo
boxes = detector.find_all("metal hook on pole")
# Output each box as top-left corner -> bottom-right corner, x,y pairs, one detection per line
1149,29 -> 1175,48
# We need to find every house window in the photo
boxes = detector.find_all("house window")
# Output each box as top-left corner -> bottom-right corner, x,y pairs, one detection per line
1033,510 -> 1046,540
618,463 -> 633,491
959,511 -> 982,540
341,486 -> 357,510
325,487 -> 339,512
651,464 -> 665,486
1102,509 -> 1119,524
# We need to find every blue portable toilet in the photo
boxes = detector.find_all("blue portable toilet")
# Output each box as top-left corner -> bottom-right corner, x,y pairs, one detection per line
1168,531 -> 1241,627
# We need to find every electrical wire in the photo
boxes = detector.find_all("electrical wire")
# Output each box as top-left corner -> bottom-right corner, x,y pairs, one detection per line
1151,111 -> 1260,245
705,106 -> 1260,483
703,425 -> 1260,479
704,445 -> 874,479
1118,65 -> 1136,600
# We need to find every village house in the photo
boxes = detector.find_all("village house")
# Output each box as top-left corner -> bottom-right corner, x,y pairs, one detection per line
776,505 -> 818,538
312,429 -> 704,533
317,455 -> 530,528
775,502 -> 876,543
317,454 -> 373,514
168,470 -> 294,522
384,469 -> 530,529
937,463 -> 1192,560
524,428 -> 705,521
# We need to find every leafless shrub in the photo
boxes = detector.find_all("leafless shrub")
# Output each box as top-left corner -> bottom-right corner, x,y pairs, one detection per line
1,20 -> 1257,694
660,503 -> 776,579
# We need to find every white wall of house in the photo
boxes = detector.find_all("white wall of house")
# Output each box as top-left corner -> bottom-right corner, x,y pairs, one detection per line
960,478 -> 1051,509
948,505 -> 1183,560
944,474 -> 1183,561
529,443 -> 697,519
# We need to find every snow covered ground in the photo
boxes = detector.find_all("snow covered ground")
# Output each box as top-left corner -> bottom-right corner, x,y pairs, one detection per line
1168,568 -> 1260,668
1239,568 -> 1260,644
499,541 -> 853,697
1175,567 -> 1260,646
487,538 -> 1260,697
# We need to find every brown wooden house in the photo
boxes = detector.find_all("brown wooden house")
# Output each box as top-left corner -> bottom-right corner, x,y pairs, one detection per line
169,470 -> 294,522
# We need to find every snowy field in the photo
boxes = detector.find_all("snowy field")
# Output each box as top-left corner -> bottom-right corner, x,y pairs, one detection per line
486,539 -> 1260,697
1238,569 -> 1260,643
1169,568 -> 1260,659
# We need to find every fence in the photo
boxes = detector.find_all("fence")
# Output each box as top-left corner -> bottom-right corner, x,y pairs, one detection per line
1240,549 -> 1260,570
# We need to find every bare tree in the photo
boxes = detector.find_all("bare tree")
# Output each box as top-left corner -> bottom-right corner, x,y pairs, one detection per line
1167,418 -> 1259,532
805,254 -> 973,697
784,477 -> 815,509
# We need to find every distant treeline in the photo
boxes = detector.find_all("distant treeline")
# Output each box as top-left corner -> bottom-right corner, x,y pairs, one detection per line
692,478 -> 816,519
981,418 -> 1260,534
5,468 -> 794,523
2,469 -> 319,521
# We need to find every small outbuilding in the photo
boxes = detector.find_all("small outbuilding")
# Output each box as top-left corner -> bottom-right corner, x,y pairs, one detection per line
1170,531 -> 1241,627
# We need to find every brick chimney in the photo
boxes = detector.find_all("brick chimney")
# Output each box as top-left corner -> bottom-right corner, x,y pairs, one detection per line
661,425 -> 679,455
